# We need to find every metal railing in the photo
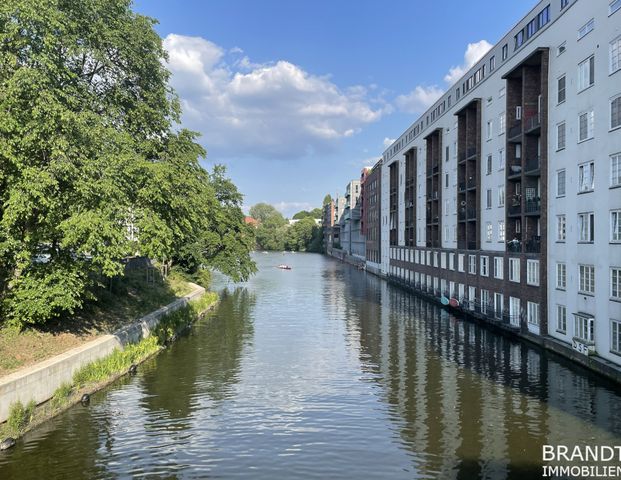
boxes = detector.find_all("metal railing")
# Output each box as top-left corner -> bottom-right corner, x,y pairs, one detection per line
508,121 -> 522,139
525,197 -> 541,214
524,157 -> 540,174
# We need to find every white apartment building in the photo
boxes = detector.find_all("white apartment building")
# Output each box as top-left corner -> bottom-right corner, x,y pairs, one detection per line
377,0 -> 621,367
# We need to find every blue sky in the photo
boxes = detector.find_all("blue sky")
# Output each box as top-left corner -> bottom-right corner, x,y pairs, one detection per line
134,0 -> 537,217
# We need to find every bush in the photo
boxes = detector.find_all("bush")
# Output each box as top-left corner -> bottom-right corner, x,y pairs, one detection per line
7,400 -> 37,434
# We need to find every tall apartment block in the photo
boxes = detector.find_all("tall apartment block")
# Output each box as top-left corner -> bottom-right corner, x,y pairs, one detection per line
375,0 -> 621,368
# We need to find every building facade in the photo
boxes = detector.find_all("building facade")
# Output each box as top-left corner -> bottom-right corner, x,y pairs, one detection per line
375,0 -> 621,367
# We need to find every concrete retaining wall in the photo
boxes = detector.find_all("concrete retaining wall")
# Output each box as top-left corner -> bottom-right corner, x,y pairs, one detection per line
0,284 -> 205,423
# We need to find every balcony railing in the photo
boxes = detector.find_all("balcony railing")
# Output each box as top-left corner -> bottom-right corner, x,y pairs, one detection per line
525,236 -> 541,253
525,114 -> 541,134
466,146 -> 477,159
466,208 -> 477,220
458,209 -> 466,220
508,121 -> 522,140
458,182 -> 466,192
508,164 -> 522,178
525,197 -> 541,214
467,241 -> 477,250
467,177 -> 476,189
507,239 -> 522,253
508,203 -> 521,216
525,157 -> 540,174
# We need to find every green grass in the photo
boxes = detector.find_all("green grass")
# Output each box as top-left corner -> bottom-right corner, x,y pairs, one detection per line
0,291 -> 219,441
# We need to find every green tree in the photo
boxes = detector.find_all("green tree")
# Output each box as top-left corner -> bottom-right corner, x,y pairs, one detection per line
322,194 -> 332,206
292,210 -> 310,220
310,207 -> 323,219
0,0 -> 254,327
249,203 -> 284,224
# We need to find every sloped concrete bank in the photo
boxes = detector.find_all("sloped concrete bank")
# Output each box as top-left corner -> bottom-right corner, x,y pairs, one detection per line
0,283 -> 206,424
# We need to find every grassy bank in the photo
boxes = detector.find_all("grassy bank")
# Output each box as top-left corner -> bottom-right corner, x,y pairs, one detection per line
0,291 -> 218,441
0,269 -> 195,377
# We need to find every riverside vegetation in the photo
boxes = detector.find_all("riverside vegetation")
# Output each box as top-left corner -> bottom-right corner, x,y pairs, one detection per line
0,291 -> 219,441
0,0 -> 256,333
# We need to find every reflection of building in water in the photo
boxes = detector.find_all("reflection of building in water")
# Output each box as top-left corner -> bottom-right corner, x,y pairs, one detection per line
351,277 -> 621,479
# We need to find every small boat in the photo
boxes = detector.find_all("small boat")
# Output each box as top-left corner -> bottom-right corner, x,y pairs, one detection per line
440,296 -> 449,306
449,298 -> 460,308
277,264 -> 292,270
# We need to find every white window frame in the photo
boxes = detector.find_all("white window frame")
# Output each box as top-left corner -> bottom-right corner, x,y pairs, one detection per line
578,212 -> 594,243
578,162 -> 594,193
612,210 -> 621,242
494,257 -> 503,279
557,122 -> 566,150
611,94 -> 621,130
480,256 -> 489,277
557,262 -> 567,290
579,264 -> 595,295
611,153 -> 621,188
611,35 -> 621,74
579,111 -> 594,142
458,253 -> 465,272
612,319 -> 621,355
509,258 -> 520,283
498,220 -> 505,242
468,255 -> 476,275
527,259 -> 540,286
556,305 -> 567,334
577,55 -> 595,92
578,18 -> 594,40
574,314 -> 594,343
557,215 -> 566,242
611,267 -> 621,299
527,302 -> 540,326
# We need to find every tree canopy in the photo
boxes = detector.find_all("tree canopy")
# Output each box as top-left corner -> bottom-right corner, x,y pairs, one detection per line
0,0 -> 255,328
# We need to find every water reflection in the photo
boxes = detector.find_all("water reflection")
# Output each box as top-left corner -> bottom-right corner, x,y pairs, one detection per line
1,254 -> 620,479
329,266 -> 621,479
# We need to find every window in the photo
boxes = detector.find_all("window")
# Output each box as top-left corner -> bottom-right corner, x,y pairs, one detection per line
611,267 -> 621,299
468,255 -> 476,274
557,75 -> 566,104
557,122 -> 566,150
515,143 -> 522,158
499,113 -> 506,135
578,212 -> 594,242
515,30 -> 525,50
557,170 -> 566,197
557,215 -> 566,241
579,111 -> 594,141
561,0 -> 568,8
486,222 -> 493,242
499,87 -> 506,98
494,257 -> 503,279
458,254 -> 465,272
487,155 -> 492,174
575,314 -> 594,343
502,44 -> 508,61
490,56 -> 495,71
527,302 -> 540,326
577,56 -> 595,91
499,149 -> 505,170
509,297 -> 521,326
480,256 -> 489,277
487,120 -> 493,140
612,154 -> 621,187
486,189 -> 492,208
578,18 -> 594,40
481,290 -> 490,314
494,293 -> 504,319
449,253 -> 455,270
579,264 -> 595,294
498,221 -> 505,241
509,258 -> 520,283
612,320 -> 621,354
611,95 -> 621,130
557,262 -> 567,289
578,162 -> 594,192
527,260 -> 540,286
611,36 -> 621,74
468,286 -> 476,310
611,0 -> 621,16
557,41 -> 567,56
557,305 -> 567,333
498,186 -> 505,207
612,210 -> 621,242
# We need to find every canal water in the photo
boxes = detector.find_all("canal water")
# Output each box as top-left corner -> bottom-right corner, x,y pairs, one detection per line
1,253 -> 621,479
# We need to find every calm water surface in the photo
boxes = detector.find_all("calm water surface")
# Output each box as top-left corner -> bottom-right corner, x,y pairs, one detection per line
1,253 -> 621,479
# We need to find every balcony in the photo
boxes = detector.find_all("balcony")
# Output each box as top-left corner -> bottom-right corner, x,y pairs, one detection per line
507,239 -> 521,253
467,241 -> 477,250
525,114 -> 541,135
525,236 -> 541,253
458,182 -> 466,192
466,146 -> 477,159
467,208 -> 477,220
525,197 -> 541,215
524,157 -> 540,176
508,121 -> 522,142
458,208 -> 466,221
467,177 -> 476,189
507,163 -> 522,179
508,202 -> 521,217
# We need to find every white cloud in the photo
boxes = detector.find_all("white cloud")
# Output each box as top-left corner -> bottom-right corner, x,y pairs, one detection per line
395,85 -> 444,114
163,34 -> 385,159
444,40 -> 492,85
383,137 -> 396,148
273,201 -> 314,216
